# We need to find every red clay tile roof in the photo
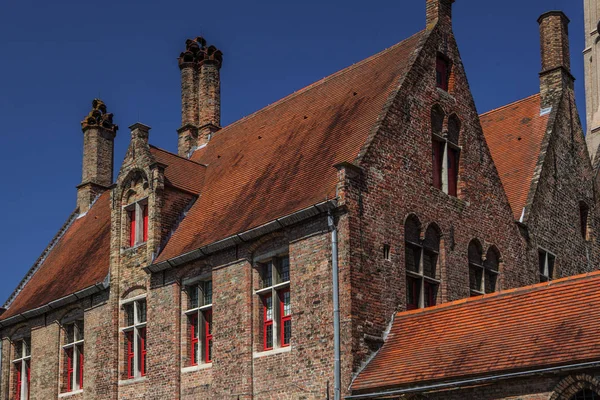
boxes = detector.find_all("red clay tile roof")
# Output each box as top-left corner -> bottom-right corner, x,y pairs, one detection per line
150,146 -> 205,194
352,271 -> 600,393
480,94 -> 550,220
1,192 -> 111,320
156,30 -> 426,261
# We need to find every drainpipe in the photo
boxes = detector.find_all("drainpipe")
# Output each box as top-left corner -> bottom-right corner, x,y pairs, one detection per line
328,211 -> 341,400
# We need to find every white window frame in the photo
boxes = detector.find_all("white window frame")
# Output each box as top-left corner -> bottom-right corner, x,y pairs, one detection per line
62,321 -> 84,392
123,198 -> 149,247
120,298 -> 147,379
255,255 -> 291,350
406,239 -> 441,309
12,338 -> 31,400
184,280 -> 213,365
539,248 -> 556,282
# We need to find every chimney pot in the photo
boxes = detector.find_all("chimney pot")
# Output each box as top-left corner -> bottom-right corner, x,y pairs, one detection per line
426,0 -> 455,29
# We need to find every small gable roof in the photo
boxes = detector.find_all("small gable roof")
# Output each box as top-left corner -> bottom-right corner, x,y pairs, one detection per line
149,146 -> 205,195
480,94 -> 550,220
1,192 -> 111,320
351,271 -> 600,394
156,30 -> 427,261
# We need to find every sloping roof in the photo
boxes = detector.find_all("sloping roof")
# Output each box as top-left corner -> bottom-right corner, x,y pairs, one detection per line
1,192 -> 111,320
480,94 -> 550,220
156,30 -> 426,261
150,145 -> 205,194
351,271 -> 600,393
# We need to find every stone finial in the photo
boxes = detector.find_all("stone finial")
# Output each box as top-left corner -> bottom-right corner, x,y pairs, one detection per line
178,37 -> 223,69
81,99 -> 118,133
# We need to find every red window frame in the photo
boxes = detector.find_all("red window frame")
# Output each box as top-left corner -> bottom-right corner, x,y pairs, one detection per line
432,140 -> 444,189
142,205 -> 149,242
129,210 -> 136,247
189,314 -> 199,366
79,347 -> 84,389
204,310 -> 213,363
436,57 -> 449,91
15,364 -> 21,400
262,295 -> 273,351
448,148 -> 459,197
126,332 -> 134,379
139,328 -> 147,377
66,348 -> 74,392
279,289 -> 291,347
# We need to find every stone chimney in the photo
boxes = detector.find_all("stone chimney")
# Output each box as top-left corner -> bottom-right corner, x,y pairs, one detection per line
426,0 -> 454,30
177,37 -> 223,157
77,99 -> 118,213
538,11 -> 575,109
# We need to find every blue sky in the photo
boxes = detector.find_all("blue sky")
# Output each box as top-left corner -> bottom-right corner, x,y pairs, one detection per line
0,0 -> 584,303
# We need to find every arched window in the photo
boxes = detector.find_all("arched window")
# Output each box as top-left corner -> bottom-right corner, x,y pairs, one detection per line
572,390 -> 600,400
580,201 -> 590,240
405,217 -> 441,310
468,240 -> 499,296
431,108 -> 461,197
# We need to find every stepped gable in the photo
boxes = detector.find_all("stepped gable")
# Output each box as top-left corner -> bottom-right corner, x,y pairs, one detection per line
352,271 -> 600,393
480,93 -> 550,220
156,30 -> 427,262
1,192 -> 111,320
149,145 -> 205,194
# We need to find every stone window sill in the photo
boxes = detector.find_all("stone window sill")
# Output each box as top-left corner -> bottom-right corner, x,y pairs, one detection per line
118,376 -> 147,386
253,345 -> 292,359
182,363 -> 212,374
58,389 -> 83,398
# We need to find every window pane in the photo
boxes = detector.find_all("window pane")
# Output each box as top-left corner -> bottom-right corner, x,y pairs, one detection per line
262,262 -> 273,288
265,324 -> 273,349
76,320 -> 84,341
282,291 -> 291,316
202,281 -> 212,306
485,271 -> 497,293
405,244 -> 421,273
278,256 -> 290,282
469,265 -> 482,292
547,254 -> 555,279
432,141 -> 443,190
423,250 -> 437,279
66,324 -> 75,344
424,281 -> 438,308
24,339 -> 31,357
137,301 -> 147,324
538,250 -> 547,276
283,319 -> 292,346
448,148 -> 459,197
124,303 -> 135,327
264,296 -> 273,321
572,389 -> 600,400
406,276 -> 420,310
189,286 -> 199,309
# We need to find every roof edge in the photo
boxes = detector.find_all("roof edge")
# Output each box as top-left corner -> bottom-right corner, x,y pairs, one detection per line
479,93 -> 541,117
148,198 -> 339,273
348,359 -> 600,399
2,207 -> 80,310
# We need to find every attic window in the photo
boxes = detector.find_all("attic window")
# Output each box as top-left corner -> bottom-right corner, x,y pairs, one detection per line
125,200 -> 148,247
579,202 -> 590,240
538,249 -> 556,282
383,244 -> 391,261
436,56 -> 450,91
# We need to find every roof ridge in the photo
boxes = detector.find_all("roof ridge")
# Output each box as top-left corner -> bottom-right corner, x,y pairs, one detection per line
200,30 -> 425,145
150,144 -> 206,166
396,270 -> 600,319
479,93 -> 540,117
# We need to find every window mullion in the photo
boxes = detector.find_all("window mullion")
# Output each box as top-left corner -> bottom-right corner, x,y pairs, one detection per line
442,142 -> 449,194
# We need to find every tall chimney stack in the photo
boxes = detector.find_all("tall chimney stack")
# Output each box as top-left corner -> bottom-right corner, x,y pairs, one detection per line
177,37 -> 223,157
538,11 -> 574,109
426,0 -> 454,30
77,99 -> 118,213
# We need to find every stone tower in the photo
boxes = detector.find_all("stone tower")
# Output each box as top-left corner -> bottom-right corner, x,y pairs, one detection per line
584,0 -> 600,161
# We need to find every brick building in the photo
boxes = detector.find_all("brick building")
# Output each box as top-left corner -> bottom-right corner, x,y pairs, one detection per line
0,1 -> 598,399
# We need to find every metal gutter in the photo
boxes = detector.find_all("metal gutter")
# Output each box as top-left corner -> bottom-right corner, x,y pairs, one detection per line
145,199 -> 338,274
0,280 -> 109,329
345,361 -> 600,399
328,211 -> 341,400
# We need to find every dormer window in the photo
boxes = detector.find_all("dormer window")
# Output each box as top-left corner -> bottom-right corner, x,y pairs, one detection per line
126,200 -> 148,247
436,55 -> 450,91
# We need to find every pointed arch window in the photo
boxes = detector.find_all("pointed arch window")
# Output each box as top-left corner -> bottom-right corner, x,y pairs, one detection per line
580,201 -> 590,240
431,109 -> 461,197
469,241 -> 499,296
405,217 -> 441,310
572,390 -> 600,400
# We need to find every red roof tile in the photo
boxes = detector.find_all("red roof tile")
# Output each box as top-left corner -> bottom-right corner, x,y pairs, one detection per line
480,94 -> 549,220
352,271 -> 600,393
1,192 -> 111,320
156,31 -> 426,261
150,146 -> 205,194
